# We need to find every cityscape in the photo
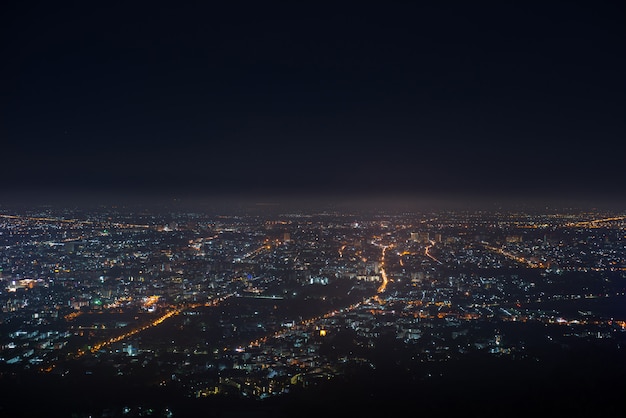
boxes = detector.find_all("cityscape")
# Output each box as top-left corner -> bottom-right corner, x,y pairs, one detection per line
2,2 -> 624,416
0,198 -> 624,416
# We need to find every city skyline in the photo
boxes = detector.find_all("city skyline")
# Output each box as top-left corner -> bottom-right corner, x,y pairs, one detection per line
1,1 -> 624,205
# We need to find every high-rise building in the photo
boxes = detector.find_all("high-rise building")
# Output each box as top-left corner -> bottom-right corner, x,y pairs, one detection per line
412,232 -> 429,243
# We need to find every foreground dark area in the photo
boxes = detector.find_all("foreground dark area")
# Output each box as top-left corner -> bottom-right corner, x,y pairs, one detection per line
1,344 -> 624,417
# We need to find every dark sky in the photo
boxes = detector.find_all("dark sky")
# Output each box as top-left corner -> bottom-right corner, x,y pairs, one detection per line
1,1 -> 624,205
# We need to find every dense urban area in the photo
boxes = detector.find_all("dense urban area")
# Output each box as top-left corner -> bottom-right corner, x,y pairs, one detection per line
0,199 -> 624,417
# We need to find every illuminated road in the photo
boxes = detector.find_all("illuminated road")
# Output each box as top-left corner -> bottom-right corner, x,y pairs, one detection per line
82,307 -> 181,356
0,214 -> 91,224
376,244 -> 391,293
240,242 -> 273,260
482,244 -> 542,268
565,216 -> 626,228
425,240 -> 443,264
0,213 -> 152,229
72,295 -> 233,358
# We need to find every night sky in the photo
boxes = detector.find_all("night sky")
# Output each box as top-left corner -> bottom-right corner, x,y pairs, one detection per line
1,1 -> 624,205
